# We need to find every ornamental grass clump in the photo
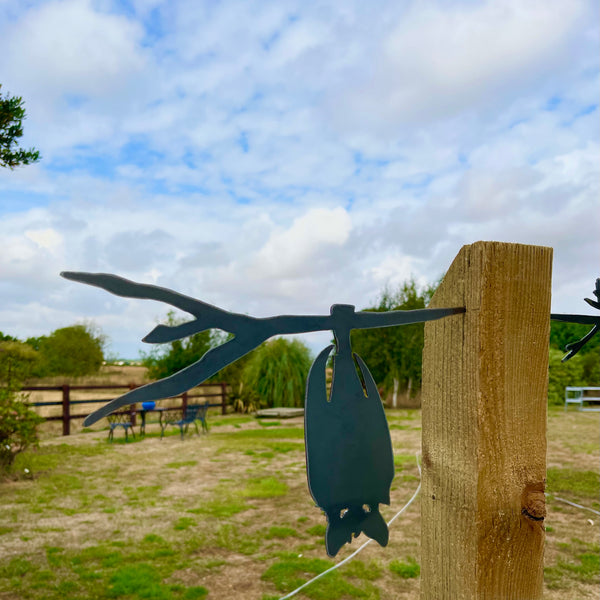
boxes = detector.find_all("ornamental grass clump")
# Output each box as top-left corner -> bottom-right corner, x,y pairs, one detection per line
236,338 -> 312,411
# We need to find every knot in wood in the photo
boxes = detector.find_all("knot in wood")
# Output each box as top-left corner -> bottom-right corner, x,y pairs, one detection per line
521,483 -> 546,521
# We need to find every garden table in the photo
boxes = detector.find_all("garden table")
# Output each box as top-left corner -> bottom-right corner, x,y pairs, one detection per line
139,407 -> 166,436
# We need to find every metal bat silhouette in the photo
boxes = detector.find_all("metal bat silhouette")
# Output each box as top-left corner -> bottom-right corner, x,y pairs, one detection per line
551,278 -> 600,361
61,271 -> 464,556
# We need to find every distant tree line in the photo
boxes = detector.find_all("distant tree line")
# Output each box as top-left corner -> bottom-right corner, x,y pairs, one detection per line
144,280 -> 600,411
0,324 -> 105,381
350,279 -> 599,407
350,279 -> 437,406
141,283 -> 437,411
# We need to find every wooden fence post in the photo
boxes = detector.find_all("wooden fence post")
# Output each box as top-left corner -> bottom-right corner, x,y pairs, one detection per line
129,383 -> 137,426
221,382 -> 227,415
61,384 -> 70,436
421,241 -> 552,599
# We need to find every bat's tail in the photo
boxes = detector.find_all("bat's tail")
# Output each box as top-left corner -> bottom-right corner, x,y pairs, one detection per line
325,505 -> 389,557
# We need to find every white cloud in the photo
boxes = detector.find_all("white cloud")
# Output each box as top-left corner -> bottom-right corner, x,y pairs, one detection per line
252,207 -> 352,278
264,18 -> 330,69
0,0 -> 597,358
327,0 -> 593,136
2,0 -> 146,98
24,227 -> 64,252
368,252 -> 427,291
0,0 -> 152,158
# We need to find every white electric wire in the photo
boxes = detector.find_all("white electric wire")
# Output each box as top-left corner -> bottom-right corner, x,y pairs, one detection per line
278,454 -> 422,600
549,494 -> 600,516
278,462 -> 599,599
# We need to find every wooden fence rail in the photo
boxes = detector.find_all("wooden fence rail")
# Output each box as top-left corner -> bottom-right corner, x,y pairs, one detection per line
23,382 -> 229,436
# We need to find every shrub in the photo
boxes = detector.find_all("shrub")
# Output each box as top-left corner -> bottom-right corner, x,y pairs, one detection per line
548,320 -> 599,405
548,348 -> 585,406
0,389 -> 44,473
29,324 -> 105,378
0,341 -> 44,475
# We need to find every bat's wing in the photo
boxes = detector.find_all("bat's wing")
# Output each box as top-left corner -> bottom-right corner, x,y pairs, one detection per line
83,335 -> 266,426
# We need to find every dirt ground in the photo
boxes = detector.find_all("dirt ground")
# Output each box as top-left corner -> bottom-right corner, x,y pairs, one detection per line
1,402 -> 598,599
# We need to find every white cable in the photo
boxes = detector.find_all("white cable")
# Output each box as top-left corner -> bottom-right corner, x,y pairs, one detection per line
548,494 -> 600,516
278,454 -> 422,600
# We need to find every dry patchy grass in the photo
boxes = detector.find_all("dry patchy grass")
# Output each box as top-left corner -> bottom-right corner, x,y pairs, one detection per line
0,407 -> 597,599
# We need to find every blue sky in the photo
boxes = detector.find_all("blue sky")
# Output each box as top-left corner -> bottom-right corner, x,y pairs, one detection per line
0,0 -> 598,359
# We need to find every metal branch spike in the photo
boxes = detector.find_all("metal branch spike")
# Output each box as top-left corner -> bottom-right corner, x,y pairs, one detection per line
61,272 -> 464,426
61,270 -> 465,555
584,277 -> 600,310
551,277 -> 600,361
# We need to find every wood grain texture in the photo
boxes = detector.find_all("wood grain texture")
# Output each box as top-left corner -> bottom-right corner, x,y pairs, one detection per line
421,241 -> 552,600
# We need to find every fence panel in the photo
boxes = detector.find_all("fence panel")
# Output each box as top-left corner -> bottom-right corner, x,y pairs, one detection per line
24,382 -> 229,435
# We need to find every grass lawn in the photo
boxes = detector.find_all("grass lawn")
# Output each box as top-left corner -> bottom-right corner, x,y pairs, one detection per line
0,407 -> 598,599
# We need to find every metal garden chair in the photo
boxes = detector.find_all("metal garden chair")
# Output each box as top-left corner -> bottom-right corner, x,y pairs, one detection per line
107,409 -> 135,442
160,403 -> 209,440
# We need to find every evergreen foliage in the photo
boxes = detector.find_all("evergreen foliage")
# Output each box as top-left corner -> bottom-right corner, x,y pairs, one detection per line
0,341 -> 38,389
0,84 -> 40,169
548,348 -> 585,406
550,320 -> 599,356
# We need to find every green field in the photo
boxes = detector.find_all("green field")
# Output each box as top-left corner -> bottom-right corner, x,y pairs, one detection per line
0,407 -> 598,599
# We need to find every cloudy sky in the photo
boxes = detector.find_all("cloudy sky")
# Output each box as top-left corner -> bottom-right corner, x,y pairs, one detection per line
0,0 -> 598,360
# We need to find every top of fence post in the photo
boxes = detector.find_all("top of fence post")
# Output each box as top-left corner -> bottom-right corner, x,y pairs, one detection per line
421,241 -> 552,599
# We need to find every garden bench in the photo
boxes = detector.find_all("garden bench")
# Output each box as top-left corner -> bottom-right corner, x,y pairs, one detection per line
107,409 -> 135,442
160,403 -> 209,440
565,386 -> 600,412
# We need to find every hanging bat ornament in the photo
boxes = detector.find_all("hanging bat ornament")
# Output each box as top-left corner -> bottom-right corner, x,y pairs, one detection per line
62,271 -> 464,556
305,305 -> 394,556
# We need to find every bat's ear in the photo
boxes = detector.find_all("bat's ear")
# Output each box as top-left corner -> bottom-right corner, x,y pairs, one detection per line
325,519 -> 351,557
361,508 -> 389,547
